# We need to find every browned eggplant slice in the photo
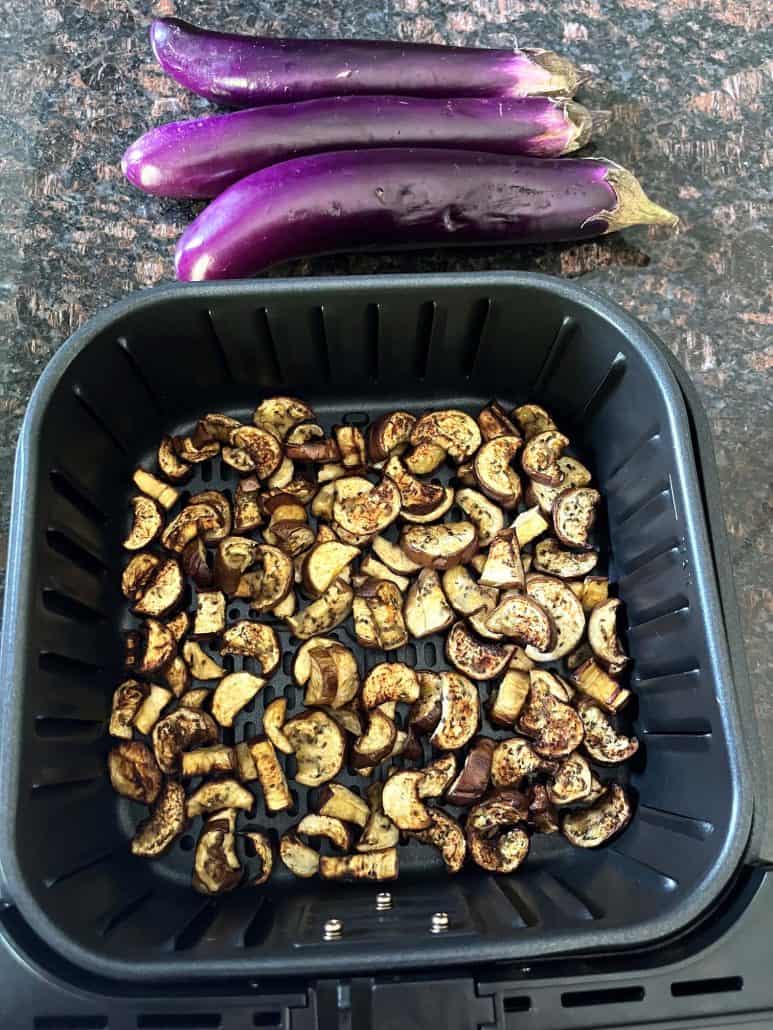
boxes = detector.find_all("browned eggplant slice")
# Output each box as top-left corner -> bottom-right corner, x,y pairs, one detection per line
512,505 -> 551,547
430,672 -> 480,751
302,540 -> 360,596
108,741 -> 162,804
409,671 -> 443,736
131,780 -> 187,857
182,640 -> 223,680
249,738 -> 292,811
193,811 -> 242,895
524,574 -> 586,662
125,618 -> 176,676
445,621 -> 514,681
404,568 -> 454,638
368,410 -> 416,462
297,813 -> 351,850
484,593 -> 554,651
161,503 -> 220,553
547,752 -> 593,806
192,590 -> 226,636
318,783 -> 370,827
253,396 -> 316,439
333,476 -> 401,536
286,578 -> 353,639
400,485 -> 455,524
446,737 -> 496,806
455,488 -> 505,546
320,848 -> 398,881
588,597 -> 630,675
123,496 -> 163,551
521,430 -> 569,486
133,468 -> 179,511
578,701 -> 639,764
263,697 -> 293,755
491,737 -> 558,788
212,672 -> 266,728
384,455 -> 446,514
158,435 -> 192,482
181,744 -> 236,778
221,621 -> 280,677
553,487 -> 601,549
284,710 -> 346,787
280,832 -> 320,878
382,770 -> 431,831
230,425 -> 283,479
410,409 -> 481,463
412,809 -> 466,873
351,709 -> 398,768
357,783 -> 400,852
401,521 -> 478,570
186,778 -> 254,819
151,708 -> 219,775
512,403 -> 557,440
478,529 -> 525,590
478,401 -> 520,442
362,662 -> 420,708
132,684 -> 173,735
561,784 -> 632,847
533,538 -> 598,578
573,658 -> 632,712
237,544 -> 294,613
527,456 -> 592,514
488,668 -> 530,727
214,536 -> 259,594
109,679 -> 149,739
474,435 -> 523,509
243,830 -> 274,885
404,440 -> 447,475
357,577 -> 408,649
518,676 -> 584,759
188,489 -> 232,544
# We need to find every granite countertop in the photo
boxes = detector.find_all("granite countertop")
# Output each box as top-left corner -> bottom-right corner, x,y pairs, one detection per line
0,2 -> 770,845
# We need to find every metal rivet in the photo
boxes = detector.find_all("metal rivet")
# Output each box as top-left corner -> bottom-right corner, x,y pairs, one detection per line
430,911 -> 449,934
376,891 -> 393,911
323,918 -> 343,941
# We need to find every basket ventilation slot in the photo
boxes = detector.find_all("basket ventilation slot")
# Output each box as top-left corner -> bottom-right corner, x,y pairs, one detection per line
137,1016 -> 221,1029
532,315 -> 577,395
116,337 -> 165,415
72,387 -> 129,456
49,470 -> 108,525
45,529 -> 107,578
561,985 -> 644,1008
33,1018 -> 107,1030
671,976 -> 743,997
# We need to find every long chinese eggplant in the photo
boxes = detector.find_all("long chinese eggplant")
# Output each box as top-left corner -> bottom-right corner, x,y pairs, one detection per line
151,18 -> 584,106
174,148 -> 678,281
123,95 -> 601,198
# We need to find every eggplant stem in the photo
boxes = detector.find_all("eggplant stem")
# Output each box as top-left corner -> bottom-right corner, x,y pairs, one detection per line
564,101 -> 609,151
528,50 -> 588,96
600,166 -> 679,232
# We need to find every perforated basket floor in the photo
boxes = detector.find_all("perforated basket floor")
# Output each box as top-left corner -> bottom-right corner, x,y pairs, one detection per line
0,273 -> 752,981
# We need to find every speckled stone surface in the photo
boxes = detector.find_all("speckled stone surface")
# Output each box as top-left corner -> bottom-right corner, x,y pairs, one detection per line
0,1 -> 770,848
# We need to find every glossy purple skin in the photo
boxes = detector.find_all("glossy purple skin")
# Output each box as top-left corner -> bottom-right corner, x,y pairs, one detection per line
123,95 -> 582,199
152,18 -> 570,106
175,148 -> 616,281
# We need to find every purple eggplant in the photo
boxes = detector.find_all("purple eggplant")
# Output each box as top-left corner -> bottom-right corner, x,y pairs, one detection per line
151,18 -> 584,107
175,149 -> 678,281
123,95 -> 602,199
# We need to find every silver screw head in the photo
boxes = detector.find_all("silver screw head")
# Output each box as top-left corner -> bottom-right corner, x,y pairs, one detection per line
430,911 -> 450,933
323,917 -> 343,940
376,891 -> 393,910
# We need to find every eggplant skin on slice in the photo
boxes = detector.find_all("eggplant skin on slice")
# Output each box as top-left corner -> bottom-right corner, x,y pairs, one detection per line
561,783 -> 632,848
131,780 -> 187,858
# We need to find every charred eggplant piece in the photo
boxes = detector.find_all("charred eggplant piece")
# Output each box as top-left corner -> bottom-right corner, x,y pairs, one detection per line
133,468 -> 179,511
357,783 -> 400,853
181,744 -> 236,778
333,476 -> 401,536
478,529 -> 524,590
384,455 -> 446,514
133,684 -> 173,735
485,592 -> 553,651
382,770 -> 431,831
521,430 -> 569,486
183,640 -> 223,680
518,675 -> 584,758
125,618 -> 177,676
109,679 -> 150,739
286,578 -> 353,639
214,536 -> 259,594
192,590 -> 226,636
512,403 -> 557,441
158,435 -> 192,482
368,410 -> 416,462
221,621 -> 280,677
244,830 -> 274,885
187,778 -> 254,819
410,409 -> 481,464
527,455 -> 591,514
546,752 -> 593,806
573,658 -> 631,712
302,540 -> 360,596
362,662 -> 420,708
478,401 -> 520,442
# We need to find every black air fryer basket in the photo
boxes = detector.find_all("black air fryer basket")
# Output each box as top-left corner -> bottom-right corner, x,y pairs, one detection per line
0,273 -> 757,983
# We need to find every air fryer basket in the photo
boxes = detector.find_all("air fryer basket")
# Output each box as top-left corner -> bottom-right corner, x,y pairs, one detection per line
0,273 -> 752,981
